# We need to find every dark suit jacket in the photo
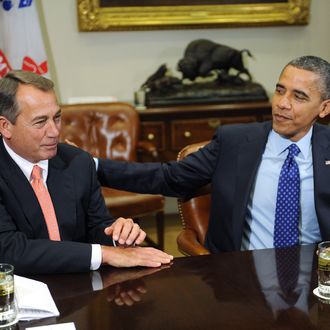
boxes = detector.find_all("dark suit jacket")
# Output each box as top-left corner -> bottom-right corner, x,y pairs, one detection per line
97,121 -> 330,253
0,140 -> 114,274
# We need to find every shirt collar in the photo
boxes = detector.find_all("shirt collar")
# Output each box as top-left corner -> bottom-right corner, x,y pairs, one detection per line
268,126 -> 313,159
3,139 -> 49,182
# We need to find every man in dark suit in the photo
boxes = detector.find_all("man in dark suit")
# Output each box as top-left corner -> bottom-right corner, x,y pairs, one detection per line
0,70 -> 173,274
96,55 -> 330,253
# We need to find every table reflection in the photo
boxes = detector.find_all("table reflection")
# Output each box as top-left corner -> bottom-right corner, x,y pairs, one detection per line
18,245 -> 330,330
253,245 -> 317,329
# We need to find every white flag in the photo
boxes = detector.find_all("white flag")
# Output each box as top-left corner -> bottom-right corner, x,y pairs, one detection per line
0,0 -> 49,78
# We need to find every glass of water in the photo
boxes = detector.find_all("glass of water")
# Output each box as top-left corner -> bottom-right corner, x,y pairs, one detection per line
318,241 -> 330,298
0,264 -> 17,327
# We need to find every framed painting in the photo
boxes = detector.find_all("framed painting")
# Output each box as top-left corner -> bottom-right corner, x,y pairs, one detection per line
77,0 -> 310,31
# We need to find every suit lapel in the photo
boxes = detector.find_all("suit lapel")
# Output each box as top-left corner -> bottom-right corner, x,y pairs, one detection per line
0,140 -> 76,240
312,124 -> 330,236
47,155 -> 76,241
0,139 -> 49,237
232,122 -> 272,248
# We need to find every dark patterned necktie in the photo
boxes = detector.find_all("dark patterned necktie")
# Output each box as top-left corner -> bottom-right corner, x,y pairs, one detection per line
275,246 -> 300,306
274,144 -> 300,248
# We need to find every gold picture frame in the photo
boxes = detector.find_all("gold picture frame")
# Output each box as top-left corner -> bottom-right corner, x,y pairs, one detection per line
77,0 -> 310,32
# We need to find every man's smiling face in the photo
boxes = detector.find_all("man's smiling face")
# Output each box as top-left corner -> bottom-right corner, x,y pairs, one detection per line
272,65 -> 328,142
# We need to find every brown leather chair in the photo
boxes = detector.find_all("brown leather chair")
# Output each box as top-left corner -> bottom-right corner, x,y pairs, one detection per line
60,102 -> 165,250
176,141 -> 211,256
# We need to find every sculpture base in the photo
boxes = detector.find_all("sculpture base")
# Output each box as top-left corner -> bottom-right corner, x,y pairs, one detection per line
146,81 -> 268,107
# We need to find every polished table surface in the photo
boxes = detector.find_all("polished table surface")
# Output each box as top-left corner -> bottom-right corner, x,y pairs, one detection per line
18,244 -> 330,330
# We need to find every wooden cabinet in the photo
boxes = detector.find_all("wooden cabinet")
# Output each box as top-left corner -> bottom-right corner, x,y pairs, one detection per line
137,101 -> 272,161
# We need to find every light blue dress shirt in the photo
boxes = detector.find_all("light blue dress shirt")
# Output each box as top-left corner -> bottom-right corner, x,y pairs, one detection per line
253,246 -> 314,314
241,127 -> 320,250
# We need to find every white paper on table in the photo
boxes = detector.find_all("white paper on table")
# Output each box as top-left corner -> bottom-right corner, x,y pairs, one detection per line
26,322 -> 76,329
14,275 -> 60,321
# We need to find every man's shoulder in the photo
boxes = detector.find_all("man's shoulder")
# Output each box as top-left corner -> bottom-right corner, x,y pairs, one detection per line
56,143 -> 92,164
312,123 -> 330,142
57,142 -> 87,155
314,123 -> 330,133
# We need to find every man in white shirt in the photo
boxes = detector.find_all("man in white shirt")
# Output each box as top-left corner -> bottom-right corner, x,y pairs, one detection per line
0,70 -> 173,274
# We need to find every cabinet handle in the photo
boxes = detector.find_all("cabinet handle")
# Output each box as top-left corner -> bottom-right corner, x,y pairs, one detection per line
184,131 -> 192,138
208,119 -> 221,128
147,133 -> 155,141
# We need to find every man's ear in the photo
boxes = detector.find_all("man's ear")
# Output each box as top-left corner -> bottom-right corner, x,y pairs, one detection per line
0,116 -> 13,139
319,99 -> 330,119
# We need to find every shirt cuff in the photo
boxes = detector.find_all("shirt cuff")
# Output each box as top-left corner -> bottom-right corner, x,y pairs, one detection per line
91,271 -> 103,291
90,244 -> 102,270
93,157 -> 99,171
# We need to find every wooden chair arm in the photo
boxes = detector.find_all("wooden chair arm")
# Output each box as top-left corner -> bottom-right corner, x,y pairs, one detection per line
176,229 -> 210,256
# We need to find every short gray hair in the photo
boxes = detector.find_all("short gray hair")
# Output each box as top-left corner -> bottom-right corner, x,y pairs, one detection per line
284,56 -> 330,100
0,70 -> 54,123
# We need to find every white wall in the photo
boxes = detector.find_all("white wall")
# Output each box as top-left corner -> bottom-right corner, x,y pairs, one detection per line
39,0 -> 330,104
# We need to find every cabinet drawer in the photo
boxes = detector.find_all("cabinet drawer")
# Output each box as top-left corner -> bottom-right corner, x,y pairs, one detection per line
140,122 -> 165,150
171,116 -> 256,150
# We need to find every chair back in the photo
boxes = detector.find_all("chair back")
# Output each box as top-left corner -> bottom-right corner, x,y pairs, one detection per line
60,102 -> 139,161
60,102 -> 165,250
177,141 -> 211,255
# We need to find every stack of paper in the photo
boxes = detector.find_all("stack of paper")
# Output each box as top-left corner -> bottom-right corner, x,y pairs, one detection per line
27,323 -> 76,330
14,275 -> 60,321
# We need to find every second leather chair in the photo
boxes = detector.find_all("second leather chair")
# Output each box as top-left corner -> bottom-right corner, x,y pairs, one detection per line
60,102 -> 165,250
176,141 -> 211,256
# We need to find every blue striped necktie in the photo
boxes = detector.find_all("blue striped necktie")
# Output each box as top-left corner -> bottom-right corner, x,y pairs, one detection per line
274,144 -> 300,248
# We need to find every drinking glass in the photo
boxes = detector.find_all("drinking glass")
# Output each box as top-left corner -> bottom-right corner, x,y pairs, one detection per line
318,241 -> 330,298
134,89 -> 146,110
0,264 -> 17,327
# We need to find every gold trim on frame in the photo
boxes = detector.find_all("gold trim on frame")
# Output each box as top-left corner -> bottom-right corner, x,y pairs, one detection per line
77,0 -> 310,32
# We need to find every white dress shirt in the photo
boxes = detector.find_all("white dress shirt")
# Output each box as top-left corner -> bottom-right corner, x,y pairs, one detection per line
3,140 -> 102,270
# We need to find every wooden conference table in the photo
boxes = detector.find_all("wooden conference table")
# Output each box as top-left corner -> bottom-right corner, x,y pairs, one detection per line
18,244 -> 330,330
